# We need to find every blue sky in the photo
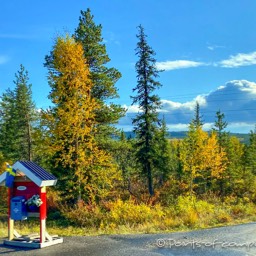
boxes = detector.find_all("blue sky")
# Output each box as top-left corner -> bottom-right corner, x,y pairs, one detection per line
1,0 -> 256,133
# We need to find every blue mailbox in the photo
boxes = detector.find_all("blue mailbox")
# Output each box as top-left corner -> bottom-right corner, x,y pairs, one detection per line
11,196 -> 27,221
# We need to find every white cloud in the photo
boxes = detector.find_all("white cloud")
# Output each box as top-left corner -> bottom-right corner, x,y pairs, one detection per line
219,51 -> 256,68
227,122 -> 255,133
207,44 -> 225,51
160,100 -> 183,110
118,80 -> 256,133
156,51 -> 256,72
123,104 -> 142,113
0,55 -> 9,65
156,60 -> 205,71
166,123 -> 189,131
193,95 -> 207,106
161,94 -> 207,111
230,80 -> 256,94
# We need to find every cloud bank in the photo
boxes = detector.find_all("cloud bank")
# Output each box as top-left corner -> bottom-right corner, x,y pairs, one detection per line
118,80 -> 256,133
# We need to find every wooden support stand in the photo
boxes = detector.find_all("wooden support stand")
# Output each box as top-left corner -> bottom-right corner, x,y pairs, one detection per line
4,184 -> 63,248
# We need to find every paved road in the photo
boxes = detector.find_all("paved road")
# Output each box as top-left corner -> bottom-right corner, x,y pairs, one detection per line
0,223 -> 256,255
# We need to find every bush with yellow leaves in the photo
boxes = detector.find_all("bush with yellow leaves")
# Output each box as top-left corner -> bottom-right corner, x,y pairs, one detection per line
108,199 -> 165,226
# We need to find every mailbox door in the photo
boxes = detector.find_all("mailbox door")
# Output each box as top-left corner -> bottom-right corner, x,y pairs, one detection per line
11,196 -> 27,220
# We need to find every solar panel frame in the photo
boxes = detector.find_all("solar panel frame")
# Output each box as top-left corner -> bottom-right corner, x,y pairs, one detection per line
19,161 -> 56,181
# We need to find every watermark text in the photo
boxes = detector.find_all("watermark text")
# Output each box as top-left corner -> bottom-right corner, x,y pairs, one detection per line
156,238 -> 256,251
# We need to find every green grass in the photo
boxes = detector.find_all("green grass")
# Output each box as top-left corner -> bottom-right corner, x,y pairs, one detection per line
1,216 -> 256,238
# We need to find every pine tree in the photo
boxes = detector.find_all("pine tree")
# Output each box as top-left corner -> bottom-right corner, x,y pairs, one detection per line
0,65 -> 36,161
191,101 -> 203,128
211,110 -> 229,195
153,117 -> 172,186
224,136 -> 248,197
0,89 -> 17,161
44,35 -> 120,203
112,131 -> 137,193
246,126 -> 256,175
131,25 -> 162,196
212,110 -> 229,149
73,8 -> 125,145
14,65 -> 36,161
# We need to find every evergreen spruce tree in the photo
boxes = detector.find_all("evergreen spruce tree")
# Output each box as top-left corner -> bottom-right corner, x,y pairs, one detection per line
212,110 -> 229,149
14,65 -> 36,161
112,131 -> 137,193
73,8 -> 125,145
0,89 -> 17,161
212,110 -> 229,195
153,116 -> 172,186
131,25 -> 162,196
246,126 -> 256,175
191,101 -> 203,128
0,65 -> 36,161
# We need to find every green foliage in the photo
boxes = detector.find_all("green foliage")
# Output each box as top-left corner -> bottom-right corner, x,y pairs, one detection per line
0,89 -> 16,160
212,110 -> 229,149
132,25 -> 162,196
13,65 -> 37,161
222,136 -> 250,197
191,102 -> 203,128
110,132 -> 138,194
153,117 -> 173,186
0,65 -> 37,162
246,126 -> 256,175
73,8 -> 125,144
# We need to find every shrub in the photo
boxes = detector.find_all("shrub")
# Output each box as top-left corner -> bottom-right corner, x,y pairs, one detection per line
47,188 -> 62,211
63,203 -> 104,228
175,195 -> 215,227
215,209 -> 233,223
108,199 -> 164,226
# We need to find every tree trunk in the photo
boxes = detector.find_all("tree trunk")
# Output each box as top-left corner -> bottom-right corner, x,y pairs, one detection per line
147,161 -> 154,196
26,115 -> 32,161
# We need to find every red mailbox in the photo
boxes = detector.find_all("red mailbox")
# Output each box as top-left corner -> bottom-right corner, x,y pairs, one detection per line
0,161 -> 63,248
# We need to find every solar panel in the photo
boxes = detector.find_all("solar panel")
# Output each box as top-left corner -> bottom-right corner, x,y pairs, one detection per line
19,161 -> 56,181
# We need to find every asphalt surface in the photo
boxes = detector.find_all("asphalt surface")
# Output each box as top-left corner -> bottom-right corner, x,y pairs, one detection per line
0,223 -> 256,256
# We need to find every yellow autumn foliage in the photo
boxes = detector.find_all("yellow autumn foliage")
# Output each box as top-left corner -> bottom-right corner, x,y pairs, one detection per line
46,35 -> 121,202
180,126 -> 227,194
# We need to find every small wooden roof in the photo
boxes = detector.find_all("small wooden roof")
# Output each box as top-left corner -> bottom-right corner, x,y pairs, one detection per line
0,161 -> 57,187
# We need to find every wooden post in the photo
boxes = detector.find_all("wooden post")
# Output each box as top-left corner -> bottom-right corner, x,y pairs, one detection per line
8,188 -> 14,240
39,187 -> 46,243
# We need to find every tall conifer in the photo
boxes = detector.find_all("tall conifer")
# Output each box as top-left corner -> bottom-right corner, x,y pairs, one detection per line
14,65 -> 36,161
0,65 -> 36,161
131,25 -> 162,196
74,8 -> 125,145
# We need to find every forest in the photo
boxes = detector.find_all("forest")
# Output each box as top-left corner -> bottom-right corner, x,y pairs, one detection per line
1,8 -> 256,235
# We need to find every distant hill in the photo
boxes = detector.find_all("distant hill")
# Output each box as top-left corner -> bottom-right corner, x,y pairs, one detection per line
124,131 -> 250,144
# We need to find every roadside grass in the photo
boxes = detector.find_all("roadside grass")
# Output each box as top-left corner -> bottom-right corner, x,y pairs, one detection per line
1,196 -> 256,238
